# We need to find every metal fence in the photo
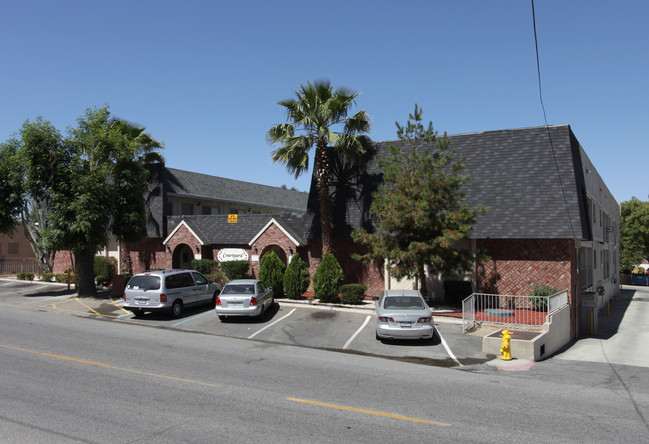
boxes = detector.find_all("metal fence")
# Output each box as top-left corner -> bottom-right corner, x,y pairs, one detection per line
0,259 -> 41,276
462,290 -> 569,333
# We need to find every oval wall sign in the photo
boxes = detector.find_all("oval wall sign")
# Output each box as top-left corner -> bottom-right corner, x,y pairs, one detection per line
217,248 -> 249,262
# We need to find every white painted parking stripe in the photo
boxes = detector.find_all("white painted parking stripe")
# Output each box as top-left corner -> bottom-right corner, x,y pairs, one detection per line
343,315 -> 371,350
435,326 -> 462,367
247,308 -> 296,339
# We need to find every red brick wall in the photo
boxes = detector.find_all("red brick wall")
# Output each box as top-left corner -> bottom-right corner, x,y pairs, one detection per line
476,238 -> 574,298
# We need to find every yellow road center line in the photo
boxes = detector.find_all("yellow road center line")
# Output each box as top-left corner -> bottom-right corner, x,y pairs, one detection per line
0,344 -> 221,389
286,397 -> 451,426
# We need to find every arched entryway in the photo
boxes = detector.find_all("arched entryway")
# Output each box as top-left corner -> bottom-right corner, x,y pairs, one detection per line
172,244 -> 194,269
260,245 -> 288,265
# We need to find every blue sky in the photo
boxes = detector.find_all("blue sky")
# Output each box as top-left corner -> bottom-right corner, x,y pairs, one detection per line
2,0 -> 647,203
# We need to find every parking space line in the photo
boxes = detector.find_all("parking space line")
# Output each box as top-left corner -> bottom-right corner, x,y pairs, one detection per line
286,397 -> 451,426
109,296 -> 131,314
24,295 -> 68,304
247,308 -> 296,339
435,326 -> 462,367
172,310 -> 213,327
343,315 -> 371,349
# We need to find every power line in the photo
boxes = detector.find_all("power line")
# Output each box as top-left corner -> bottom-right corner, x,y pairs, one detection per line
530,0 -> 577,239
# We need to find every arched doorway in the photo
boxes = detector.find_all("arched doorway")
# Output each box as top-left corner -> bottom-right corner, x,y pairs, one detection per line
260,245 -> 288,265
172,244 -> 194,269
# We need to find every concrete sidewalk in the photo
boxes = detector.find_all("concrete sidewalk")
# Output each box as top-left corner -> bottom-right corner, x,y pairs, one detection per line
554,286 -> 649,368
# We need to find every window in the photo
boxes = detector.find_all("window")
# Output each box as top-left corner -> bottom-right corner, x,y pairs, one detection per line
167,203 -> 173,216
8,243 -> 18,255
202,205 -> 212,215
182,203 -> 193,215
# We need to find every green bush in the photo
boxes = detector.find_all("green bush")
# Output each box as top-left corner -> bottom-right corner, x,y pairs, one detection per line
16,273 -> 26,280
41,273 -> 54,282
191,259 -> 220,275
258,251 -> 286,298
312,253 -> 344,303
220,260 -> 250,280
283,254 -> 310,299
530,282 -> 559,311
55,272 -> 76,284
206,270 -> 228,287
94,256 -> 117,285
340,284 -> 367,305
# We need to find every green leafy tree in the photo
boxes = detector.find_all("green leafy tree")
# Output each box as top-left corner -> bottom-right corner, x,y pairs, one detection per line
0,139 -> 25,233
352,105 -> 487,299
258,251 -> 286,298
620,198 -> 649,269
283,254 -> 310,299
0,107 -> 164,296
267,80 -> 372,255
312,253 -> 344,303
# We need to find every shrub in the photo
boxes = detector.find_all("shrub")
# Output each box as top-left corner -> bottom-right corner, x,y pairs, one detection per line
16,273 -> 26,280
258,251 -> 286,298
312,253 -> 344,303
94,256 -> 117,286
283,254 -> 310,299
191,259 -> 220,275
220,260 -> 250,280
206,270 -> 228,287
340,284 -> 367,305
530,282 -> 559,311
55,272 -> 76,284
41,273 -> 54,282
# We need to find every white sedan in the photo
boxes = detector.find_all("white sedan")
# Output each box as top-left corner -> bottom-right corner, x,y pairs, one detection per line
215,279 -> 274,320
375,289 -> 434,340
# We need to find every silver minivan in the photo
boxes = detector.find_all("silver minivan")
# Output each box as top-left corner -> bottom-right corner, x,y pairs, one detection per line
123,269 -> 222,318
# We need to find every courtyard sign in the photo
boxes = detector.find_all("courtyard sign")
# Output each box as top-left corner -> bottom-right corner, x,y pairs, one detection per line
217,248 -> 249,262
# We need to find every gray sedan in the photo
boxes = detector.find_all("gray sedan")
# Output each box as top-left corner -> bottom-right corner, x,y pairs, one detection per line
375,289 -> 434,340
215,279 -> 274,320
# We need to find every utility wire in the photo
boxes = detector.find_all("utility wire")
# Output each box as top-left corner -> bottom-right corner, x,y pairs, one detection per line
531,0 -> 577,238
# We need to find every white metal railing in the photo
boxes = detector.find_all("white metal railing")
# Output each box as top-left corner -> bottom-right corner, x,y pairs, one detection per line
462,291 -> 569,333
0,259 -> 40,276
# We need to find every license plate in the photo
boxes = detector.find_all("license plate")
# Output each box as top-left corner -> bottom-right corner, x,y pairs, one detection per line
400,322 -> 411,328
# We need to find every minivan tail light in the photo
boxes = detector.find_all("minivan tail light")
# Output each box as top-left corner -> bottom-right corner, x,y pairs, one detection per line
160,294 -> 167,302
123,293 -> 126,301
250,296 -> 258,306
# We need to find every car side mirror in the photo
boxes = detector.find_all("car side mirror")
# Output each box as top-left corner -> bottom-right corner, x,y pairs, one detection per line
372,296 -> 379,301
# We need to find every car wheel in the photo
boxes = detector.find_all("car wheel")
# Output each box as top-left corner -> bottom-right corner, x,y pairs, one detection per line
132,310 -> 144,318
171,300 -> 183,318
376,331 -> 381,340
212,291 -> 220,306
218,315 -> 226,321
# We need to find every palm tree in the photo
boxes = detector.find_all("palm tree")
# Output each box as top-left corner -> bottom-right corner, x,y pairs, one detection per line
267,80 -> 371,254
109,119 -> 164,275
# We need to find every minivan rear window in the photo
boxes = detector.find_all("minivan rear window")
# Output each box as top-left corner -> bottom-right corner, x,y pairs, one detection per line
127,275 -> 161,290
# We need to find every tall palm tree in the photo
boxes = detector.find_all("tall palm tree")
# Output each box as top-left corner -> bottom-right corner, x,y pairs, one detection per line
267,80 -> 371,254
109,119 -> 164,275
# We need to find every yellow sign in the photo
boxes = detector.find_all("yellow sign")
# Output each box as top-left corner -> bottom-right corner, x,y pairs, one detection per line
228,214 -> 238,223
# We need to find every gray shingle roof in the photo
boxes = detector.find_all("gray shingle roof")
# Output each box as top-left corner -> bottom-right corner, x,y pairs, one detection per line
165,168 -> 309,213
319,124 -> 590,240
167,213 -> 309,245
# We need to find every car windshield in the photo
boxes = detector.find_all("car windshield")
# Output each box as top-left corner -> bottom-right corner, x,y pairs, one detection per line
127,275 -> 161,291
222,284 -> 255,295
383,296 -> 425,310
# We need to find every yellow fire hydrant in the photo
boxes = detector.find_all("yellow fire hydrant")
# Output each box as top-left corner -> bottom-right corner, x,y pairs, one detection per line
500,330 -> 512,361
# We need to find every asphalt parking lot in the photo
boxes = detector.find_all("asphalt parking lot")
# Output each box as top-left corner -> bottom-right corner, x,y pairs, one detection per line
0,279 -> 488,367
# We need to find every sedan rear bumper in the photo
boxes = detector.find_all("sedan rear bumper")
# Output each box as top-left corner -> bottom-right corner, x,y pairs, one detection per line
376,323 -> 434,340
215,305 -> 263,317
